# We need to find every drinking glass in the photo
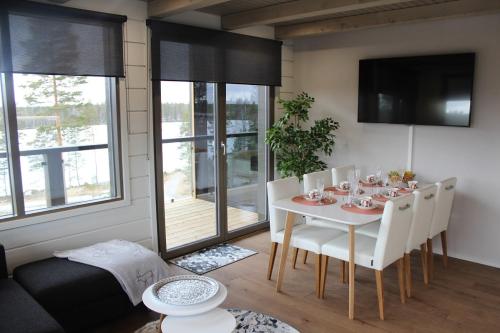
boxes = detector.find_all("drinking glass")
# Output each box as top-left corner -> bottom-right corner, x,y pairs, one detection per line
346,191 -> 354,207
355,168 -> 361,182
316,178 -> 325,204
325,190 -> 334,203
375,167 -> 382,195
376,167 -> 382,183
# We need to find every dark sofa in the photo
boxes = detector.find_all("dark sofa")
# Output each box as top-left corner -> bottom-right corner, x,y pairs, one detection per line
1,244 -> 141,333
0,244 -> 64,333
13,257 -> 137,333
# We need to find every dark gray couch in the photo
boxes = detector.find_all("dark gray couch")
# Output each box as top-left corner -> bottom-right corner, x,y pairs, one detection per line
13,256 -> 137,333
0,244 -> 65,333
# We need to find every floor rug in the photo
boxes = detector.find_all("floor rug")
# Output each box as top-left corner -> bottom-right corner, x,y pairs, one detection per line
135,309 -> 300,333
169,243 -> 257,275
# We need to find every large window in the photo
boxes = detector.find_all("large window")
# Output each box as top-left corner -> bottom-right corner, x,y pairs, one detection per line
0,1 -> 126,221
0,73 -> 121,220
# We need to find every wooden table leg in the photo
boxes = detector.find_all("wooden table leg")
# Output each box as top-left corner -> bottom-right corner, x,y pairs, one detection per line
276,212 -> 295,292
348,225 -> 355,320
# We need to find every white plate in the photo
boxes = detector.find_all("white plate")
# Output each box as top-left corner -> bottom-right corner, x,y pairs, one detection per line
153,275 -> 219,306
303,195 -> 321,202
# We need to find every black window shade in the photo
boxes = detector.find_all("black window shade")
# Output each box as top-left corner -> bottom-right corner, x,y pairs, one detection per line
0,0 -> 126,77
148,20 -> 282,86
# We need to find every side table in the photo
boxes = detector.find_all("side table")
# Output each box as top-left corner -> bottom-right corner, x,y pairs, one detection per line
142,280 -> 235,333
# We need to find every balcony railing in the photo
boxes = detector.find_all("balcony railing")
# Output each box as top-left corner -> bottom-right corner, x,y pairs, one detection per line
0,143 -> 110,209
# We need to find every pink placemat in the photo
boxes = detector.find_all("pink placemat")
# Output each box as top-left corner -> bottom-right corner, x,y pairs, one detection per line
292,195 -> 337,206
359,180 -> 384,188
325,186 -> 349,195
341,204 -> 384,215
372,194 -> 389,202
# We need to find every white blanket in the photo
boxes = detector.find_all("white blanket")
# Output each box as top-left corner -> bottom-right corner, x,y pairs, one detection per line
54,239 -> 169,305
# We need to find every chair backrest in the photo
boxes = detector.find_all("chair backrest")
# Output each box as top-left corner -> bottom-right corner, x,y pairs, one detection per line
429,177 -> 457,238
332,165 -> 355,186
406,185 -> 437,253
303,170 -> 332,193
373,194 -> 415,270
267,177 -> 302,240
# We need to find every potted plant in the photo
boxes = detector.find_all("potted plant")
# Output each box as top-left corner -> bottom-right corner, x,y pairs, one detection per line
265,92 -> 340,180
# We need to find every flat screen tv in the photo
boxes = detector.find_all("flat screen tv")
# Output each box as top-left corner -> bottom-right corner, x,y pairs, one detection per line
358,53 -> 475,127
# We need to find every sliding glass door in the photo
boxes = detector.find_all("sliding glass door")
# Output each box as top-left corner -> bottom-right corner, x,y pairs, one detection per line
225,84 -> 268,232
159,82 -> 217,250
154,82 -> 272,258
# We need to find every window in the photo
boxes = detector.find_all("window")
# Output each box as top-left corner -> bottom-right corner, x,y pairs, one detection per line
0,73 -> 121,219
0,1 -> 126,221
0,83 -> 13,217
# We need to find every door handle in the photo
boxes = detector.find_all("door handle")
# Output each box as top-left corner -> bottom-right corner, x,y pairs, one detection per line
220,141 -> 226,156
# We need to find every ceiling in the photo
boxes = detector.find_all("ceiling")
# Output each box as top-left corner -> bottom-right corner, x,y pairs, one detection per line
199,0 -> 295,16
147,0 -> 500,39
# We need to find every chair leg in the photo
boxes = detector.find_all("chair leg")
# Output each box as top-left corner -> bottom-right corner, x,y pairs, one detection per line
320,255 -> 329,299
397,258 -> 406,304
441,231 -> 448,268
303,250 -> 309,264
427,238 -> 434,281
340,260 -> 346,283
292,248 -> 299,269
420,243 -> 429,285
375,270 -> 384,320
315,254 -> 322,298
267,242 -> 278,280
404,253 -> 412,298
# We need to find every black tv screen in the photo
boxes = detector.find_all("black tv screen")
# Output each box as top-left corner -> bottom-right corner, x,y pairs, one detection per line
358,53 -> 475,127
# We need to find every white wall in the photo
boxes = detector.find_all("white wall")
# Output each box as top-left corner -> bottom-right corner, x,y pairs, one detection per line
0,0 -> 155,273
293,13 -> 500,268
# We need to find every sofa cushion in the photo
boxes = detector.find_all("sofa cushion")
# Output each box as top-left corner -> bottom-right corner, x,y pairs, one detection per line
14,257 -> 126,312
14,257 -> 135,332
0,279 -> 64,333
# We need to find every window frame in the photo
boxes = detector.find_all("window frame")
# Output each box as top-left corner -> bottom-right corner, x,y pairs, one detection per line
0,73 -> 127,226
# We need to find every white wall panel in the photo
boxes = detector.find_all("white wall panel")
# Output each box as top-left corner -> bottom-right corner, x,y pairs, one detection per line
293,13 -> 500,267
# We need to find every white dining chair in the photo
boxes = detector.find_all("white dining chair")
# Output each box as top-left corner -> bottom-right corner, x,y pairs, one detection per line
303,170 -> 349,232
302,170 -> 350,266
267,177 -> 346,297
427,177 -> 457,280
403,185 -> 437,297
320,194 -> 414,320
332,164 -> 355,186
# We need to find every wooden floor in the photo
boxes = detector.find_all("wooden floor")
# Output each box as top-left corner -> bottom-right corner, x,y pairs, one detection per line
165,197 -> 259,249
94,231 -> 500,333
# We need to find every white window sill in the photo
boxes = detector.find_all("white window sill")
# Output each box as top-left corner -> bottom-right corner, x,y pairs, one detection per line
0,196 -> 131,231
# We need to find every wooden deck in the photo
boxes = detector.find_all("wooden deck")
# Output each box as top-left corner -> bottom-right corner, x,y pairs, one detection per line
165,197 -> 259,249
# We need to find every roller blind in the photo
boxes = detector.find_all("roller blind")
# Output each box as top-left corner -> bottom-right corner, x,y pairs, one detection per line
0,0 -> 127,77
148,20 -> 282,86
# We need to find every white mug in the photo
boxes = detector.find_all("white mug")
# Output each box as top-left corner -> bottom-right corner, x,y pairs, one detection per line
408,180 -> 418,190
389,188 -> 399,197
360,196 -> 373,207
339,181 -> 350,191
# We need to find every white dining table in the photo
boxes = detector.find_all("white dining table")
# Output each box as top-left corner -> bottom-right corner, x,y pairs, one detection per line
272,193 -> 383,320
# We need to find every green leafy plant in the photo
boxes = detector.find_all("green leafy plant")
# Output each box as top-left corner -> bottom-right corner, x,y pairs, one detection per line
265,92 -> 340,180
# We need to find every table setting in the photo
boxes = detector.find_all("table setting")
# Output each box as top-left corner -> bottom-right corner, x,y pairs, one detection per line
294,168 -> 419,215
272,167 -> 420,320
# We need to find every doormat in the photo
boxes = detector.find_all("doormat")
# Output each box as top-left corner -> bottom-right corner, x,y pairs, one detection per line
169,243 -> 257,275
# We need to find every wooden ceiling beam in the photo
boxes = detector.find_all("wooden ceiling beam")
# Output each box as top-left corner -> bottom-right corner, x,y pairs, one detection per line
275,0 -> 500,39
148,0 -> 231,18
221,0 -> 419,30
